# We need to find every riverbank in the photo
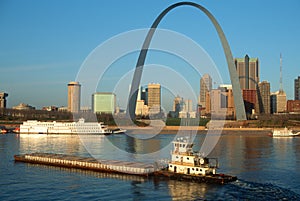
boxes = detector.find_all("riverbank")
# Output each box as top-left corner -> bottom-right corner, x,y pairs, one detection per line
113,125 -> 275,135
2,121 -> 300,135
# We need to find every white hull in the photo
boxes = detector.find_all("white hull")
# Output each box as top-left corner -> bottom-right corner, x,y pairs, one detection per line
20,118 -> 112,135
271,128 -> 300,137
112,129 -> 126,134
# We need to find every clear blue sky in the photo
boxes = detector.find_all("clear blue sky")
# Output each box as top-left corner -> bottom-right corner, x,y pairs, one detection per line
0,0 -> 299,109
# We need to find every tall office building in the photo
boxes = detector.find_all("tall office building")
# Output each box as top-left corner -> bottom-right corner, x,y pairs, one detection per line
199,74 -> 212,107
235,55 -> 259,90
295,76 -> 300,100
270,91 -> 287,113
92,92 -> 116,114
173,95 -> 183,112
147,83 -> 161,114
0,92 -> 8,108
205,86 -> 235,117
68,81 -> 81,113
258,81 -> 271,114
184,99 -> 193,113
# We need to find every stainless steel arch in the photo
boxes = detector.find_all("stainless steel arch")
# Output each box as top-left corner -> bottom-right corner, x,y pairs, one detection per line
128,1 -> 246,121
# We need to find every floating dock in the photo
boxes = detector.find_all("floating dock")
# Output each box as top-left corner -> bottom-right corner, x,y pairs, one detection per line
14,153 -> 237,184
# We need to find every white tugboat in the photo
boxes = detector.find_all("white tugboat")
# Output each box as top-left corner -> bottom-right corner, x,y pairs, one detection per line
167,137 -> 218,176
155,137 -> 237,184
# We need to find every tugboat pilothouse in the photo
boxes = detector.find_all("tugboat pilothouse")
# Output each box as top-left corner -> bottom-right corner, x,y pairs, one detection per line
168,137 -> 218,176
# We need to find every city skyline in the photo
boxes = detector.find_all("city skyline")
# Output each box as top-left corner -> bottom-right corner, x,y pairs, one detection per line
0,1 -> 300,109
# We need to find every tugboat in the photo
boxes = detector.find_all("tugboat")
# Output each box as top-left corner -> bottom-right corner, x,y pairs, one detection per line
155,137 -> 237,184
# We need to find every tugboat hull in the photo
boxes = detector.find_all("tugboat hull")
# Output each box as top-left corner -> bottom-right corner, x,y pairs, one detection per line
154,170 -> 237,184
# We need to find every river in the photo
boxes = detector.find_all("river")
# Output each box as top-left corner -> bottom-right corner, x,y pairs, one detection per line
1,133 -> 300,200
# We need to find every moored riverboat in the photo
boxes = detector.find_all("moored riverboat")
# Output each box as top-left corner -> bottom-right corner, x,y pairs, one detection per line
20,118 -> 112,135
269,127 -> 300,137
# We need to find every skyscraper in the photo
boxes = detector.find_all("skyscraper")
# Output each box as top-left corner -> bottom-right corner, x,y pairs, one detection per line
295,76 -> 300,100
199,74 -> 212,107
0,92 -> 8,108
235,55 -> 259,90
184,99 -> 193,113
68,81 -> 81,113
173,95 -> 183,113
258,81 -> 271,114
147,83 -> 161,114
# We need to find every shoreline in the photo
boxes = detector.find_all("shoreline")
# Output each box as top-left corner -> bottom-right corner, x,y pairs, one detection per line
116,126 -> 274,135
2,121 -> 299,135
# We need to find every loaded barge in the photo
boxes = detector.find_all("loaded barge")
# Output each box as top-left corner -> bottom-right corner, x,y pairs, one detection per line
14,138 -> 237,184
14,153 -> 154,176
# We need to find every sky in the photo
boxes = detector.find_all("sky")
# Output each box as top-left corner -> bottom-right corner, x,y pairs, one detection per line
0,0 -> 300,110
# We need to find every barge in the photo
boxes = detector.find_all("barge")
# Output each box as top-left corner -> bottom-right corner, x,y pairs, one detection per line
14,153 -> 154,176
14,140 -> 237,184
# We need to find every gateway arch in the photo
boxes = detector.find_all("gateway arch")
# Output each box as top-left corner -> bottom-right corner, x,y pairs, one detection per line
128,1 -> 247,121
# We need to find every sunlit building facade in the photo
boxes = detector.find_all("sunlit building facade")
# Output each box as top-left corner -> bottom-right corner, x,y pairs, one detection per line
235,55 -> 259,90
295,76 -> 300,100
0,92 -> 8,108
68,81 -> 81,113
147,83 -> 161,114
199,74 -> 212,107
92,92 -> 116,114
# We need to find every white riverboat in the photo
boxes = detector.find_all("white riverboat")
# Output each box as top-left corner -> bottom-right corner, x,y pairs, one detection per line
270,127 -> 300,137
167,137 -> 218,176
20,118 -> 112,135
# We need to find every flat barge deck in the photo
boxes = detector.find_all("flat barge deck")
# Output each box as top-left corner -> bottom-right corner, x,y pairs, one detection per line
14,153 -> 154,176
14,153 -> 237,184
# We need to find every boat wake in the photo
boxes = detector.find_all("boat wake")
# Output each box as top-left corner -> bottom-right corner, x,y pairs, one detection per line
223,179 -> 300,200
